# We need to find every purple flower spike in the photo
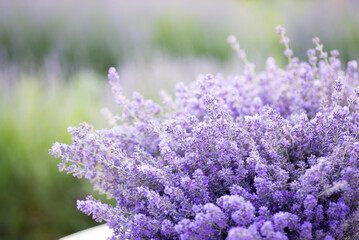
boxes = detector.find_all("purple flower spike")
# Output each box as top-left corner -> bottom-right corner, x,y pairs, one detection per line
312,37 -> 320,45
284,49 -> 293,57
276,25 -> 286,35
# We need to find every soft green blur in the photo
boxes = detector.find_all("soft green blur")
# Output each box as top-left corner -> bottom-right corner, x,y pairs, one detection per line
1,0 -> 358,73
0,72 -> 116,239
0,0 -> 358,239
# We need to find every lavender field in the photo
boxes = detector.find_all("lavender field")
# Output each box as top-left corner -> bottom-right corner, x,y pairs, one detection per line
1,0 -> 359,239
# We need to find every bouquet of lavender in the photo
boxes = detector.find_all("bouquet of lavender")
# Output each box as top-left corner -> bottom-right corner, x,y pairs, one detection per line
50,26 -> 359,239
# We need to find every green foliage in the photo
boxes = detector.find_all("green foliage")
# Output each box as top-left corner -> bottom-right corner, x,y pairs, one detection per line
1,1 -> 358,74
0,18 -> 123,74
0,73 -> 113,240
152,15 -> 231,61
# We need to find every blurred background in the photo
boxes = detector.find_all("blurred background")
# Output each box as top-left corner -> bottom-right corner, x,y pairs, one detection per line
0,0 -> 358,239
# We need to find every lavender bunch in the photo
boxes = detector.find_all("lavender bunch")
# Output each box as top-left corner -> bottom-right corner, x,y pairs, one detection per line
50,26 -> 359,239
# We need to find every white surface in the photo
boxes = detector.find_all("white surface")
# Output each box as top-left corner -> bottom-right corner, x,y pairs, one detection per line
60,224 -> 113,240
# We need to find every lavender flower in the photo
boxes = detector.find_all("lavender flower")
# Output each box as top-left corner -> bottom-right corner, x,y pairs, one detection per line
276,25 -> 293,64
284,49 -> 293,57
50,26 -> 359,239
275,25 -> 286,35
